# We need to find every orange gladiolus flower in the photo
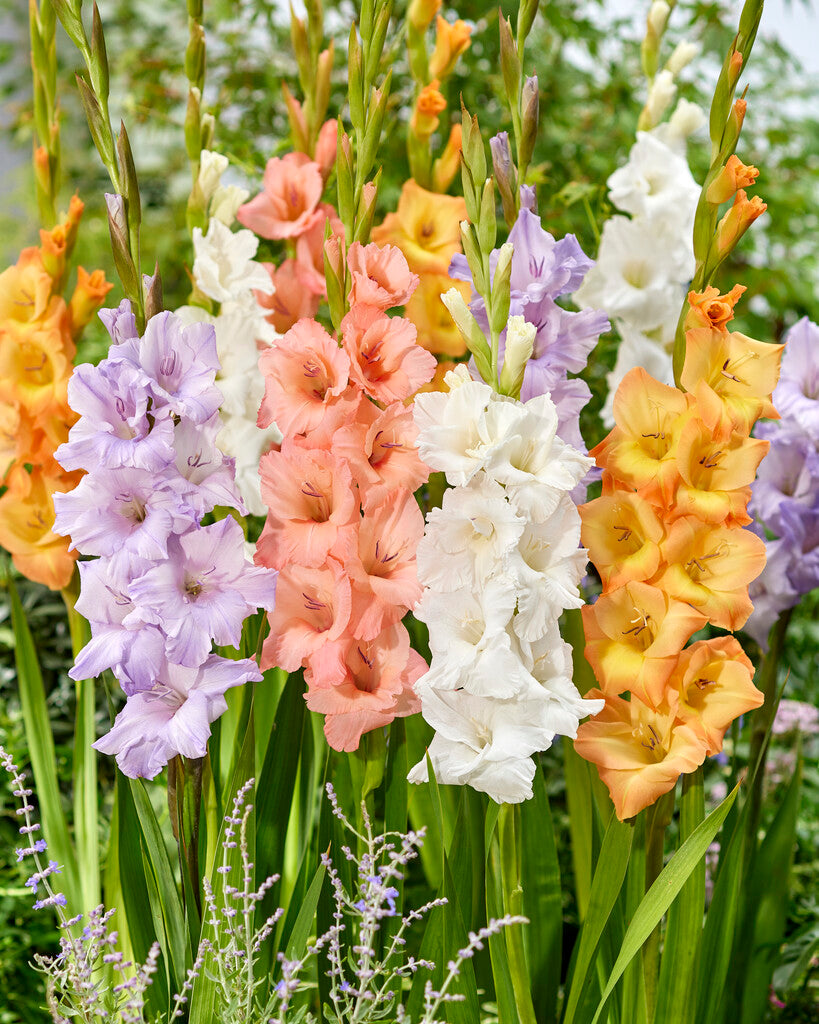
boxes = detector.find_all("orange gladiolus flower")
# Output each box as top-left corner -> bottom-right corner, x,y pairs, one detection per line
591,367 -> 689,506
0,248 -> 56,326
371,180 -> 467,275
582,581 -> 708,707
0,464 -> 80,590
411,80 -> 447,138
580,491 -> 665,591
428,16 -> 471,79
706,155 -> 760,206
672,415 -> 769,525
405,273 -> 469,358
681,326 -> 783,437
684,284 -> 746,332
69,267 -> 115,335
715,189 -> 767,257
668,637 -> 762,755
573,689 -> 708,821
654,516 -> 766,630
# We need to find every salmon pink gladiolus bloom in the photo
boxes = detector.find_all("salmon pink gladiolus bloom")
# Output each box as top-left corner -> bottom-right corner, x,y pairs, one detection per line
257,317 -> 351,436
341,304 -> 436,404
304,622 -> 425,752
346,242 -> 419,309
668,637 -> 762,754
582,581 -> 708,707
257,443 -> 359,568
573,689 -> 709,821
237,152 -> 324,240
654,516 -> 767,630
262,559 -> 352,672
255,260 -> 322,334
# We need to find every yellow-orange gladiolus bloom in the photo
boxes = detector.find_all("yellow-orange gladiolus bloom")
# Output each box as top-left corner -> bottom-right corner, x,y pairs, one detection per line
573,689 -> 709,821
715,189 -> 767,257
672,414 -> 769,526
372,180 -> 467,275
582,580 -> 708,707
0,248 -> 57,326
580,491 -> 665,591
69,267 -> 114,336
706,155 -> 760,206
0,464 -> 80,590
681,326 -> 783,438
668,637 -> 762,755
432,124 -> 463,193
411,80 -> 447,139
684,283 -> 746,332
653,516 -> 766,630
405,274 -> 469,357
591,367 -> 689,507
0,319 -> 74,419
428,16 -> 471,79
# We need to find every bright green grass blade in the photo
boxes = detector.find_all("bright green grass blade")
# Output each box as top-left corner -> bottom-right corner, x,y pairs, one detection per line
561,811 -> 632,1024
655,768 -> 705,1024
590,784 -> 740,1024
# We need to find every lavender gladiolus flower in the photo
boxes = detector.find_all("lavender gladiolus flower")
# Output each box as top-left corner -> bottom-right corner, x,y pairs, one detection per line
56,302 -> 277,778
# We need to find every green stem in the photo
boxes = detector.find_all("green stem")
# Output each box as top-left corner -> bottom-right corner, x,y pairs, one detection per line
61,568 -> 100,915
642,790 -> 674,1022
498,803 -> 537,1024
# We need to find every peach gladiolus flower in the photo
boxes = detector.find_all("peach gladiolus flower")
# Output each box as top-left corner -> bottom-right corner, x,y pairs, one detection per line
257,443 -> 359,568
0,319 -> 74,419
257,318 -> 351,436
582,581 -> 708,707
654,516 -> 766,630
684,284 -> 746,332
715,189 -> 767,256
372,180 -> 467,275
315,118 -> 339,180
669,637 -> 762,755
706,155 -> 760,205
69,268 -> 114,334
237,152 -> 324,240
262,559 -> 352,672
580,491 -> 665,591
346,242 -> 420,309
341,305 -> 436,403
681,326 -> 783,437
334,489 -> 426,640
591,367 -> 689,506
333,400 -> 430,509
256,260 -> 322,333
305,622 -> 425,751
672,416 -> 769,525
0,464 -> 80,589
428,16 -> 471,79
574,689 -> 709,821
405,273 -> 469,357
0,248 -> 56,325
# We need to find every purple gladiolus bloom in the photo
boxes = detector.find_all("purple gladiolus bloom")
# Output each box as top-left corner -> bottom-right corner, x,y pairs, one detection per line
129,515 -> 277,667
173,416 -> 247,518
98,297 -> 138,346
57,360 -> 176,472
771,317 -> 819,439
52,465 -> 187,565
94,655 -> 262,778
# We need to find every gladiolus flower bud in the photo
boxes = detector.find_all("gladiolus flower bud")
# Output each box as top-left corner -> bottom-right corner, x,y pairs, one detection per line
666,40 -> 700,75
428,16 -> 471,80
499,315 -> 535,398
520,75 -> 539,170
706,155 -> 760,206
432,123 -> 463,193
410,80 -> 447,139
490,131 -> 517,225
408,0 -> 441,33
715,189 -> 767,257
69,267 -> 114,335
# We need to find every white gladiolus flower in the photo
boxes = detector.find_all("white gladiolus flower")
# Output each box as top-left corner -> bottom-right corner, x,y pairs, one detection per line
600,323 -> 676,427
644,69 -> 677,126
607,133 -> 699,224
192,219 -> 273,303
666,40 -> 700,76
211,184 -> 251,225
409,384 -> 602,804
197,150 -> 230,203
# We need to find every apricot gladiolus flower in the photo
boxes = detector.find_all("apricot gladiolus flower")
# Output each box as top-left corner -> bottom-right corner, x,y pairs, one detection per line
341,305 -> 437,404
579,492 -> 665,591
681,326 -> 783,437
573,689 -> 708,821
346,242 -> 419,309
255,260 -> 321,333
684,284 -> 746,332
706,155 -> 760,205
372,180 -> 467,275
405,274 -> 469,357
0,464 -> 80,589
411,80 -> 447,138
582,581 -> 708,707
591,367 -> 689,506
673,417 -> 769,525
0,248 -> 57,325
428,16 -> 471,79
654,517 -> 766,629
237,152 -> 324,239
257,318 -> 351,436
69,268 -> 114,334
669,637 -> 762,754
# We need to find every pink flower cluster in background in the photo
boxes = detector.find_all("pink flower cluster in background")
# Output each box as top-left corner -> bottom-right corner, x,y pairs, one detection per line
255,241 -> 437,751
